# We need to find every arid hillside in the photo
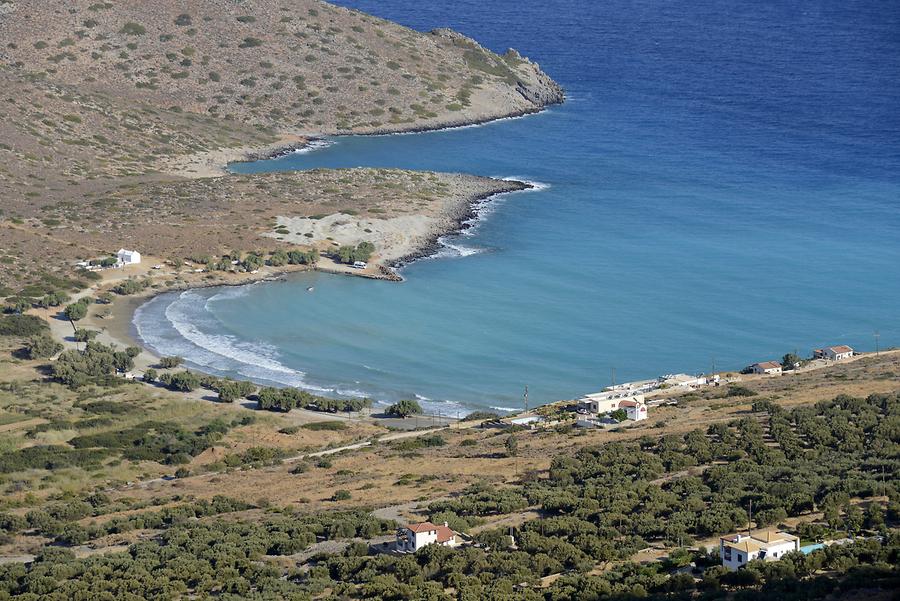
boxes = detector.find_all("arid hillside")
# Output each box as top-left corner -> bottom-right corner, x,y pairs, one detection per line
0,0 -> 562,294
0,0 -> 562,134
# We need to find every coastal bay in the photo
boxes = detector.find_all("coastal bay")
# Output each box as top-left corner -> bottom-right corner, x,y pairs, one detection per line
1,1 -> 899,599
136,0 -> 900,413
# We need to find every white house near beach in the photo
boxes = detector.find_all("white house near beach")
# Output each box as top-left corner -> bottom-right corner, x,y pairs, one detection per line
813,345 -> 853,361
580,391 -> 645,414
577,395 -> 649,427
117,249 -> 141,266
396,522 -> 458,553
749,361 -> 782,375
720,531 -> 800,570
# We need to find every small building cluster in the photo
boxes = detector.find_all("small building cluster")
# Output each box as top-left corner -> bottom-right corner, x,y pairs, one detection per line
396,522 -> 459,553
574,372 -> 719,427
719,531 -> 800,570
748,345 -> 854,376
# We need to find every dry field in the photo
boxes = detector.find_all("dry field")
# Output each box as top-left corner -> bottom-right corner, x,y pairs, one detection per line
0,337 -> 895,564
90,352 -> 899,518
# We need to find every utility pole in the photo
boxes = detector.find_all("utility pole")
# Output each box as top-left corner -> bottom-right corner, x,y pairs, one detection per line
611,367 -> 616,387
875,330 -> 880,356
748,499 -> 753,536
523,385 -> 528,413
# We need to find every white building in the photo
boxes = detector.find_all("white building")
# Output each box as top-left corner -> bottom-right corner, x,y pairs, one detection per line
606,378 -> 659,393
397,522 -> 458,553
576,397 -> 649,426
720,531 -> 800,570
658,373 -> 707,389
750,361 -> 782,375
117,249 -> 141,266
814,345 -> 853,361
619,399 -> 648,421
580,391 -> 645,414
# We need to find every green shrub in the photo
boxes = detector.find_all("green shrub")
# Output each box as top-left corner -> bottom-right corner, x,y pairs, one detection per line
331,489 -> 351,501
158,370 -> 200,392
0,446 -> 109,474
462,411 -> 500,422
73,329 -> 99,342
0,314 -> 48,337
64,298 -> 90,321
24,334 -> 62,359
112,279 -> 149,295
727,385 -> 758,398
336,242 -> 375,264
238,37 -> 263,49
120,22 -> 146,36
159,356 -> 184,369
301,421 -> 347,431
53,341 -> 135,387
385,398 -> 422,418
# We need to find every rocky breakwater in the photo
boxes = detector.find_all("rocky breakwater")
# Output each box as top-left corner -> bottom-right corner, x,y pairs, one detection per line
391,177 -> 533,269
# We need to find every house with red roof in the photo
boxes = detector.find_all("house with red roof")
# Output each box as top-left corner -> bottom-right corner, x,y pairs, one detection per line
749,361 -> 782,375
396,521 -> 459,553
813,345 -> 854,361
618,399 -> 648,421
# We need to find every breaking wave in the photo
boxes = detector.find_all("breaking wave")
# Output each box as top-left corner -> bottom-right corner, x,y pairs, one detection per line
433,177 -> 550,258
135,290 -> 320,391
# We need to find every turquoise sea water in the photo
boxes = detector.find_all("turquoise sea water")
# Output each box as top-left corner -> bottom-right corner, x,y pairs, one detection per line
134,0 -> 900,414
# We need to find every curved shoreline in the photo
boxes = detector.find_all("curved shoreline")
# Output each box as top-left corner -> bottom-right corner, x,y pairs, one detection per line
225,101 -> 560,172
117,103 -> 562,402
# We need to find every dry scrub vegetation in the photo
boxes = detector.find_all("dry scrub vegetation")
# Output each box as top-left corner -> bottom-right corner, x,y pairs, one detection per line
2,0 -> 561,133
0,0 -> 562,289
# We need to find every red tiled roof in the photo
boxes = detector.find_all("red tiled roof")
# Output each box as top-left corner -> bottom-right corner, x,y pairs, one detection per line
406,522 -> 455,543
755,361 -> 781,369
435,525 -> 455,543
618,400 -> 639,407
828,345 -> 853,353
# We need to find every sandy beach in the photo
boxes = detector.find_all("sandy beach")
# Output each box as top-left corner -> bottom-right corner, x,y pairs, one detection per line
43,261 -> 317,375
160,134 -> 309,179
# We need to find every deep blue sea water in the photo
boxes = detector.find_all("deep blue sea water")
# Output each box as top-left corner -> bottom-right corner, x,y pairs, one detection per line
134,0 -> 900,414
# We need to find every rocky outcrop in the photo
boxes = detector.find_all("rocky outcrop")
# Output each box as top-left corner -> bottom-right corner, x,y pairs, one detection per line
515,66 -> 565,107
430,28 -> 564,110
